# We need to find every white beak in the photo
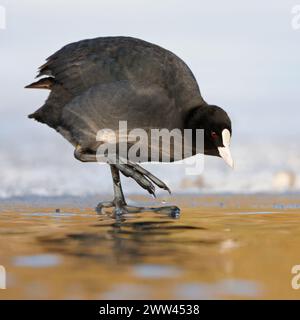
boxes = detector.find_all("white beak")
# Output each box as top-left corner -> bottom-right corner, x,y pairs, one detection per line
217,129 -> 234,168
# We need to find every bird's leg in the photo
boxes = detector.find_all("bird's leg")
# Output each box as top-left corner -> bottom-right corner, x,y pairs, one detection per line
96,165 -> 127,215
119,158 -> 171,194
74,146 -> 125,214
75,146 -> 180,217
74,145 -> 97,162
96,162 -> 180,217
111,157 -> 180,218
113,156 -> 171,197
110,165 -> 127,214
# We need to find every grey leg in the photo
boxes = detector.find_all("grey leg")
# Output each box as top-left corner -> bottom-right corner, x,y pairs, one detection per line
122,158 -> 171,194
74,145 -> 97,162
110,165 -> 127,214
75,146 -> 170,196
96,165 -> 127,215
75,146 -> 180,217
97,164 -> 180,218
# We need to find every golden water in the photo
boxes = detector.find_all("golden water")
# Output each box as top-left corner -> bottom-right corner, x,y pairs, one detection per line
0,194 -> 300,299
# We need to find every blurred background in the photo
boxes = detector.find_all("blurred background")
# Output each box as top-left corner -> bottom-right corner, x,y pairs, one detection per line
1,0 -> 300,198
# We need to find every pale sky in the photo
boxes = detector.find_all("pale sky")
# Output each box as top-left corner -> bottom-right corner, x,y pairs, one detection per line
0,1 -> 300,197
1,0 -> 300,140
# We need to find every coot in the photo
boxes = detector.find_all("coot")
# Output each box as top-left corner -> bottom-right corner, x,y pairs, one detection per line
26,36 -> 233,216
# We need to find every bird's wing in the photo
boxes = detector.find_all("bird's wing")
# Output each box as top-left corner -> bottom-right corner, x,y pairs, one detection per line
59,81 -> 181,151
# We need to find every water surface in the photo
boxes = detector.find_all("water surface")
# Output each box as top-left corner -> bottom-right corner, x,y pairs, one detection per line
0,194 -> 300,299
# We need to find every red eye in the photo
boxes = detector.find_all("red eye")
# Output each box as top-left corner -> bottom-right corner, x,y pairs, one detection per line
211,131 -> 218,139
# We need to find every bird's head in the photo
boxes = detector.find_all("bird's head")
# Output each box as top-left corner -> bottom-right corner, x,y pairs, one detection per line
186,104 -> 233,167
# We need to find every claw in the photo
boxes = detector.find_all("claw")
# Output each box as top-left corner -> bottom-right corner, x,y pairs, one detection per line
118,158 -> 171,195
114,162 -> 157,197
149,187 -> 157,199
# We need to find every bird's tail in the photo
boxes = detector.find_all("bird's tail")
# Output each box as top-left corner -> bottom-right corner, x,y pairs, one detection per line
25,77 -> 55,90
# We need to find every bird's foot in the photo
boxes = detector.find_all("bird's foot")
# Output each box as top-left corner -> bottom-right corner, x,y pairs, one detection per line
95,200 -> 180,218
124,205 -> 180,218
95,200 -> 128,215
113,159 -> 171,198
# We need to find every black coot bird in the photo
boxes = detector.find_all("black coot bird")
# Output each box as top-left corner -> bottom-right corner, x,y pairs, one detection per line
26,36 -> 233,215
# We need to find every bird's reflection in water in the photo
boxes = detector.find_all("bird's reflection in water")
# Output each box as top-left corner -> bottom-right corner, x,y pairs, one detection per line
32,210 -> 246,299
37,211 -> 211,267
